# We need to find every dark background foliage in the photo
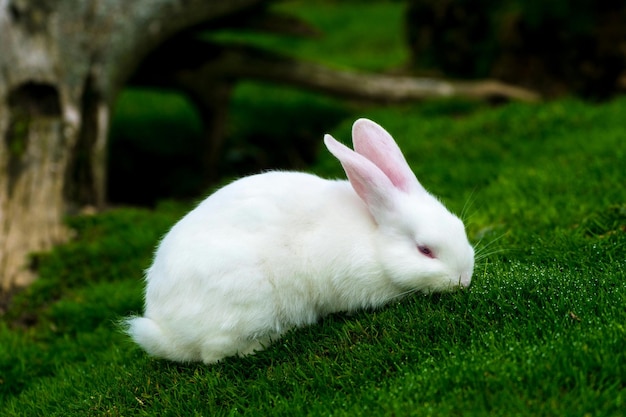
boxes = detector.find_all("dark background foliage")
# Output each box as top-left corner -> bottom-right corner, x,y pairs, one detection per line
406,0 -> 626,98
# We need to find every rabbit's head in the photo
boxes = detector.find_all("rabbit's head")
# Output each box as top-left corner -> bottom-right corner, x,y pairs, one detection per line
325,119 -> 474,293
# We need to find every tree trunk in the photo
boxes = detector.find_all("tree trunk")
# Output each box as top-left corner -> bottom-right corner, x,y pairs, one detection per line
1,83 -> 72,288
0,0 -> 266,292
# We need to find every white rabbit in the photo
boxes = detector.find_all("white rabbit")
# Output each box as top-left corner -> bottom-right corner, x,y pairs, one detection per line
125,118 -> 474,363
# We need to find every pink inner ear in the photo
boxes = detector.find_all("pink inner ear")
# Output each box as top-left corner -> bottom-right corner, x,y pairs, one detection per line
384,164 -> 414,194
324,133 -> 397,217
352,119 -> 423,195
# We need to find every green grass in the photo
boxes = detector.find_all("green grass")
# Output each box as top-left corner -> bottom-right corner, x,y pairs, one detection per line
2,96 -> 625,416
3,0 -> 626,415
208,0 -> 409,72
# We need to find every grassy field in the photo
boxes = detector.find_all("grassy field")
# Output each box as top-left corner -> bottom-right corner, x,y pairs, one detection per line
2,1 -> 626,416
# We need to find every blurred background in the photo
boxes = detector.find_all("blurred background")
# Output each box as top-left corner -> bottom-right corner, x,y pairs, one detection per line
107,0 -> 626,206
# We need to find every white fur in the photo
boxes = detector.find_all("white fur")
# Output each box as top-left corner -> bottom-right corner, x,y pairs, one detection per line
125,119 -> 474,363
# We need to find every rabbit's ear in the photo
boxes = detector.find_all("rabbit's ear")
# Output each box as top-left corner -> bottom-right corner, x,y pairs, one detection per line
351,118 -> 424,195
324,134 -> 398,219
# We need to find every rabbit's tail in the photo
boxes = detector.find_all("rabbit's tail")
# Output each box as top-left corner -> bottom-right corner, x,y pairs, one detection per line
124,316 -> 179,360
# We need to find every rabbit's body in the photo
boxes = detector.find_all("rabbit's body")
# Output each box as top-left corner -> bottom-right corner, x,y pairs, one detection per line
132,173 -> 393,362
126,119 -> 474,363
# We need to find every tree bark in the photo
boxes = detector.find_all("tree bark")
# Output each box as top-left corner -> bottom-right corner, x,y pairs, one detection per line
0,0 -> 266,292
210,45 -> 540,102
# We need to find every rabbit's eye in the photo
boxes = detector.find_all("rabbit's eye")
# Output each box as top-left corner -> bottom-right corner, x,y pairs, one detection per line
418,245 -> 435,259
